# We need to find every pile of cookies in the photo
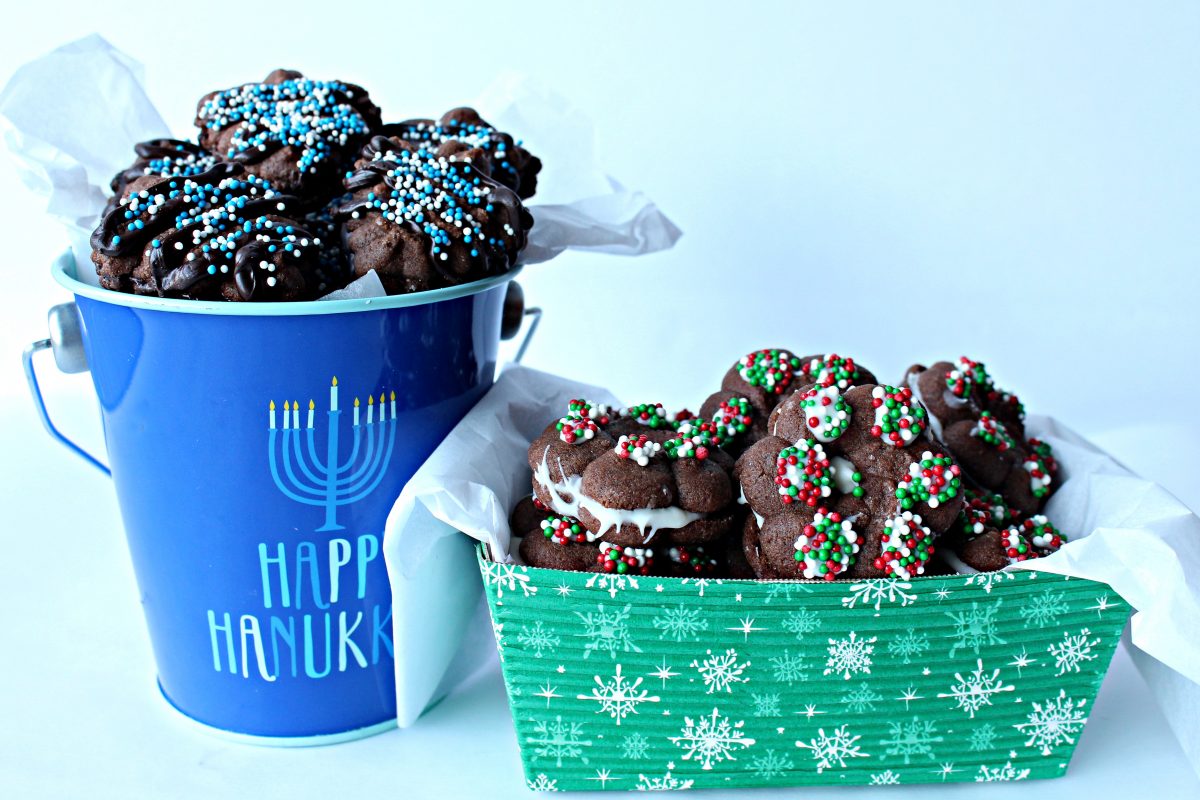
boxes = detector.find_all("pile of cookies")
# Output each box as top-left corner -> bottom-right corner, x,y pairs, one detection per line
91,70 -> 541,302
512,350 -> 1067,580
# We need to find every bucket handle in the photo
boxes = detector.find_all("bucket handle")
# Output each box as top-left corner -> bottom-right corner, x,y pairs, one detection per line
500,281 -> 541,364
23,302 -> 111,476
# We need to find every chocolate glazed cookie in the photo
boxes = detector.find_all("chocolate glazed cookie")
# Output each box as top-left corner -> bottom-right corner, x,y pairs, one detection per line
109,139 -> 220,196
380,107 -> 542,200
336,136 -> 533,294
90,163 -> 324,301
195,69 -> 381,199
736,382 -> 965,581
904,357 -> 1057,515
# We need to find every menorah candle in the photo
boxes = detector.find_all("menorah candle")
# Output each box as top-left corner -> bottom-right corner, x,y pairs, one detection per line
283,401 -> 290,430
379,394 -> 386,421
292,400 -> 300,429
390,391 -> 396,420
270,400 -> 276,430
353,398 -> 360,427
367,395 -> 374,425
307,399 -> 315,429
331,376 -> 339,412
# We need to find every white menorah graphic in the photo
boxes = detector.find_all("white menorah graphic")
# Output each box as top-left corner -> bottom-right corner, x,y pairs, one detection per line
268,377 -> 397,532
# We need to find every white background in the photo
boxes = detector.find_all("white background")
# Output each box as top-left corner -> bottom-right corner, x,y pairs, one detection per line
0,3 -> 1197,798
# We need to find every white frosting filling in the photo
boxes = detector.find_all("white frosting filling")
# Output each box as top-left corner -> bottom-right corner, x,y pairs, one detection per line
907,371 -> 944,443
737,486 -> 766,529
535,448 -> 703,543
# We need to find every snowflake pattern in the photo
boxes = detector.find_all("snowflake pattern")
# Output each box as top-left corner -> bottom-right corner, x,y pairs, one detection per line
782,608 -> 822,640
840,681 -> 882,713
946,601 -> 1006,658
485,550 -> 1121,790
751,692 -> 782,718
887,627 -> 931,664
527,716 -> 591,767
1048,628 -> 1100,676
937,659 -> 1015,718
621,732 -> 650,760
691,648 -> 751,694
652,604 -> 708,642
635,771 -> 694,791
584,570 -> 639,599
968,723 -> 998,752
824,631 -> 876,679
881,717 -> 943,764
577,664 -> 659,724
1015,690 -> 1088,755
575,604 -> 641,659
669,707 -> 756,770
527,773 -> 559,792
750,748 -> 794,780
517,621 -> 561,658
680,577 -> 722,597
763,582 -> 810,604
769,650 -> 808,684
1019,587 -> 1069,628
795,725 -> 869,772
481,560 -> 537,603
842,579 -> 917,611
964,571 -> 1014,594
975,760 -> 1031,782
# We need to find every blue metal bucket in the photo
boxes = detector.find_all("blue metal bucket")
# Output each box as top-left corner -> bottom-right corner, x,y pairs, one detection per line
24,253 -> 537,745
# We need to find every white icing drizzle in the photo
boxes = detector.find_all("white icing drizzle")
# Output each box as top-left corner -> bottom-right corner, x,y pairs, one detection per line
792,509 -> 860,579
879,510 -> 930,580
534,448 -> 703,543
599,542 -> 652,568
801,385 -> 850,442
871,385 -> 921,446
1002,527 -> 1026,565
1024,456 -> 1052,496
614,434 -> 662,466
830,456 -> 859,494
777,440 -> 833,502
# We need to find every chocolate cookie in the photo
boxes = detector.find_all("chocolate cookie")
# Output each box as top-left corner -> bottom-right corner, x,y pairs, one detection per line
109,139 -> 220,196
90,163 -> 324,301
336,136 -> 532,294
529,401 -> 740,550
735,382 -> 965,581
509,494 -> 551,539
380,107 -> 541,199
195,70 -> 381,199
904,358 -> 1057,515
953,514 -> 1068,572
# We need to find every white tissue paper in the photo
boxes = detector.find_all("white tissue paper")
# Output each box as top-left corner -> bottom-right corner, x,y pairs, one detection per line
387,371 -> 1200,776
384,367 -> 620,726
0,36 -> 682,294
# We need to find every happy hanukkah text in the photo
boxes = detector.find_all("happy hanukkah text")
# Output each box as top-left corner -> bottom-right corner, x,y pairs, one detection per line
205,533 -> 393,681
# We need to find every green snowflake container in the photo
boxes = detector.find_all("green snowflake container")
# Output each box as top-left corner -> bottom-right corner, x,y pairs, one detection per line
478,547 -> 1129,791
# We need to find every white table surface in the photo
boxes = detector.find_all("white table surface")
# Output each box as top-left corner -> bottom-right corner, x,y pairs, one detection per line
0,390 -> 1196,799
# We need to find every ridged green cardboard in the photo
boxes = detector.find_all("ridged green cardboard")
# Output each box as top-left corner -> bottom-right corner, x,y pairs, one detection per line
479,547 -> 1129,791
